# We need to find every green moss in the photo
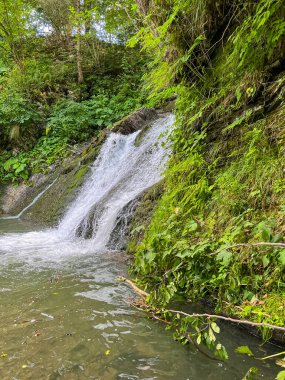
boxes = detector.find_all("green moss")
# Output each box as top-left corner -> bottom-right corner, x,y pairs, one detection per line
69,165 -> 90,190
23,164 -> 91,225
134,123 -> 151,146
20,145 -> 101,225
127,181 -> 164,252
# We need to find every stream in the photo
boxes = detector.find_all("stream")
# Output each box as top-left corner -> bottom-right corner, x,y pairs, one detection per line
0,115 -> 281,379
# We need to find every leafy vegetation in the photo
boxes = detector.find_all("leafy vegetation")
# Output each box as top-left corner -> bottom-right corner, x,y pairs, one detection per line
0,0 -> 285,373
0,0 -> 144,182
126,0 -> 285,362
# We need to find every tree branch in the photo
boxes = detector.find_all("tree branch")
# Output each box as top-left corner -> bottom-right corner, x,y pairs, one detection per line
167,310 -> 285,333
118,277 -> 285,333
210,242 -> 285,255
117,276 -> 149,298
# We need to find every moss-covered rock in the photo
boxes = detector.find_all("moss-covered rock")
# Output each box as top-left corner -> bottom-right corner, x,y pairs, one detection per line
112,107 -> 157,134
126,181 -> 165,252
23,163 -> 91,225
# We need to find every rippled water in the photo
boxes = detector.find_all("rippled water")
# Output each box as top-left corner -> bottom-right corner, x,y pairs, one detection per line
0,221 -> 280,380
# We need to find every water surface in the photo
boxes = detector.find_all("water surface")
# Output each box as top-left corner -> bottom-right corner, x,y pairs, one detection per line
0,220 -> 280,380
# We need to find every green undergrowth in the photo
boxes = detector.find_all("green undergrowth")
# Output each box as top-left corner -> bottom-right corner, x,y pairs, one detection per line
129,0 -> 285,358
0,90 -> 141,183
0,38 -> 145,184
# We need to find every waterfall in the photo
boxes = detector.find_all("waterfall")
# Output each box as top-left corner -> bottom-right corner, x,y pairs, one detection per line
0,114 -> 174,264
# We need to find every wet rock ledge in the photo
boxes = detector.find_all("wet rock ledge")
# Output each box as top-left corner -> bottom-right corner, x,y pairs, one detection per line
0,107 -> 159,225
112,107 -> 157,135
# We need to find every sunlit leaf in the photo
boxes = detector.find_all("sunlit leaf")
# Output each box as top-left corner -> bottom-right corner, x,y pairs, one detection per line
277,371 -> 285,380
211,322 -> 220,334
235,346 -> 254,356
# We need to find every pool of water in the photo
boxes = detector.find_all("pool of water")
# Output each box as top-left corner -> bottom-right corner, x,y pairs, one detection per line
0,220 -> 281,380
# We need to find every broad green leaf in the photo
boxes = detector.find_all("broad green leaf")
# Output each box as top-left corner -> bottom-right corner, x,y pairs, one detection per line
186,220 -> 198,232
262,255 -> 270,268
208,327 -> 216,342
277,371 -> 285,380
196,334 -> 201,345
235,346 -> 254,356
211,322 -> 220,334
261,227 -> 271,242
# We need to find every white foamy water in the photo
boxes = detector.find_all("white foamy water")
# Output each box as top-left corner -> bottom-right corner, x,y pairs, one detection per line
0,114 -> 174,267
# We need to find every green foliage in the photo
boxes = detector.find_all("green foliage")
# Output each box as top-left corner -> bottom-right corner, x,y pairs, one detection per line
3,157 -> 29,181
235,346 -> 254,357
0,0 -> 146,175
0,88 -> 41,148
0,0 -> 145,183
171,314 -> 228,360
1,136 -> 69,183
47,99 -> 100,143
0,91 -> 39,127
129,0 -> 285,356
0,83 -> 141,182
277,371 -> 285,380
47,92 -> 140,143
132,110 -> 285,335
226,0 -> 285,73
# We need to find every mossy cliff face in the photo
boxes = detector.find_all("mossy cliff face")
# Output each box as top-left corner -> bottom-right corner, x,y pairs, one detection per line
126,181 -> 165,252
130,0 -> 285,341
0,108 -> 158,225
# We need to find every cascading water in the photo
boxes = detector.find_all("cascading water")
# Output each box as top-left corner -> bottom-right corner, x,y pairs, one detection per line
0,114 -> 174,266
0,113 -> 279,379
58,114 -> 172,244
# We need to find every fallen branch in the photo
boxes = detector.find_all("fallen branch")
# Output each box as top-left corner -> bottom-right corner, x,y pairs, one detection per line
211,242 -> 285,255
118,277 -> 285,333
167,310 -> 285,333
117,276 -> 149,298
256,350 -> 285,361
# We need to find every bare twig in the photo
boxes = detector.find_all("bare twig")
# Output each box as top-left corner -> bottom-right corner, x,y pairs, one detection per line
210,242 -> 285,255
167,310 -> 285,333
256,351 -> 285,361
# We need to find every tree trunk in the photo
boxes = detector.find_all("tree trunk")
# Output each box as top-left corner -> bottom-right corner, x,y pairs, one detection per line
76,0 -> 84,84
84,0 -> 92,35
